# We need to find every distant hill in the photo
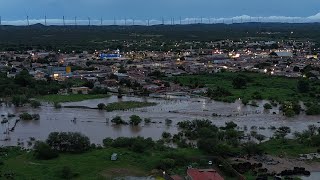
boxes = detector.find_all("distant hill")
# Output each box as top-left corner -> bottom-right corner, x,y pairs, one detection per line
0,23 -> 319,51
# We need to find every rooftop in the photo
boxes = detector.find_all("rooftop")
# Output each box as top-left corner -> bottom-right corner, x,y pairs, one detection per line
187,168 -> 224,180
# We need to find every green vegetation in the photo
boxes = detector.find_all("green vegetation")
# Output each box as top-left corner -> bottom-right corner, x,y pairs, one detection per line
105,101 -> 157,112
261,139 -> 319,157
1,23 -> 320,52
38,94 -> 109,103
111,116 -> 128,125
129,115 -> 142,126
19,113 -> 40,121
263,103 -> 272,110
30,100 -> 41,108
170,72 -> 320,103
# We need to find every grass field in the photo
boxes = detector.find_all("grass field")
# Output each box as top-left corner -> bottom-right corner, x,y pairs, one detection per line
0,147 -> 202,179
37,94 -> 110,103
170,72 -> 318,103
105,101 -> 157,112
260,139 -> 318,157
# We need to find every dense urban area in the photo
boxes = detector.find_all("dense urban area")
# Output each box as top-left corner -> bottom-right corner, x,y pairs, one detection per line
0,23 -> 320,179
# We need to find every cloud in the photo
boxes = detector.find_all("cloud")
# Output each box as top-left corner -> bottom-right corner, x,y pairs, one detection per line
2,12 -> 320,26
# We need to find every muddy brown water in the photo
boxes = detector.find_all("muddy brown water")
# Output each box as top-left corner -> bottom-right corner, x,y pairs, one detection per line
0,95 -> 319,146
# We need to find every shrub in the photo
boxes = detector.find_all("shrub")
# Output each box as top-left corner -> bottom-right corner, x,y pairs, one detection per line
129,115 -> 142,126
306,105 -> 320,115
144,118 -> 151,124
156,158 -> 175,170
162,132 -> 172,139
54,102 -> 62,109
97,103 -> 106,110
19,113 -> 33,120
57,166 -> 78,179
30,100 -> 41,108
102,138 -> 113,147
33,141 -> 59,160
263,103 -> 272,110
111,116 -> 127,125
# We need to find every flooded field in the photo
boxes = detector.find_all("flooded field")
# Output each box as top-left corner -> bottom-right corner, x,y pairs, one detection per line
0,95 -> 319,146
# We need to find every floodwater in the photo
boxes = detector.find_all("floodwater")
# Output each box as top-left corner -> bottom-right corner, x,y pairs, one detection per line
0,95 -> 319,146
301,172 -> 320,180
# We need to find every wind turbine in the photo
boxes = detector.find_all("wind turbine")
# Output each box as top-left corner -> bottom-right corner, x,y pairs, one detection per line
45,15 -> 47,26
100,17 -> 103,26
27,15 -> 30,26
0,16 -> 2,26
63,16 -> 65,26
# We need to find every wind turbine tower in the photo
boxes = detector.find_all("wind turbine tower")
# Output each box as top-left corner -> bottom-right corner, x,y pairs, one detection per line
27,15 -> 30,26
63,16 -> 65,26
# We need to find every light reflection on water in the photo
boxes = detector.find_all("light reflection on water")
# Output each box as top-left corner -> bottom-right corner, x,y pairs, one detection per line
0,95 -> 319,146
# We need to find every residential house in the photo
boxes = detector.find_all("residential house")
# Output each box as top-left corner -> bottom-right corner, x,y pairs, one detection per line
186,168 -> 224,180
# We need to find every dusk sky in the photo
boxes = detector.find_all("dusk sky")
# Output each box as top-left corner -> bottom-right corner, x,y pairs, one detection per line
0,0 -> 320,20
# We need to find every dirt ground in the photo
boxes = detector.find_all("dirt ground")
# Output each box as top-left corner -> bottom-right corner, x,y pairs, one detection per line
232,155 -> 320,173
100,168 -> 147,178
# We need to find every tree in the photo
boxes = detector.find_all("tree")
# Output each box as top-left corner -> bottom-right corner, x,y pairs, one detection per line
157,158 -> 175,170
102,138 -> 113,147
232,76 -> 247,89
83,81 -> 94,89
274,126 -> 291,140
255,134 -> 266,143
242,142 -> 263,156
33,141 -> 59,160
111,116 -> 127,125
297,80 -> 310,93
46,132 -> 90,153
12,95 -> 28,107
162,132 -> 172,139
144,118 -> 151,124
97,103 -> 106,110
129,115 -> 142,126
293,66 -> 300,72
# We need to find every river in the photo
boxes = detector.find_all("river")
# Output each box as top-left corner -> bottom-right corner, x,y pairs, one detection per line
0,95 -> 319,146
